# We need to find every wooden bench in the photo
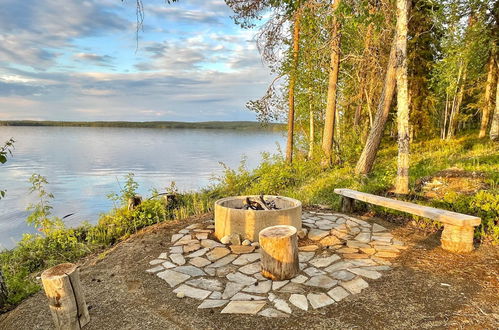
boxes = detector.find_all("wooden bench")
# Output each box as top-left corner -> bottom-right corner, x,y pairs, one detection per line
334,188 -> 481,253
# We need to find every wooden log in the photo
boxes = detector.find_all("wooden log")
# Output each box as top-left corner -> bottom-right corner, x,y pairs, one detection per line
0,269 -> 8,308
41,263 -> 90,330
127,195 -> 142,211
341,196 -> 355,213
259,225 -> 299,281
441,224 -> 474,253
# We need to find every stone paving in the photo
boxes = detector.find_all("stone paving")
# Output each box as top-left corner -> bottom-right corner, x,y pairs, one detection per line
145,211 -> 407,317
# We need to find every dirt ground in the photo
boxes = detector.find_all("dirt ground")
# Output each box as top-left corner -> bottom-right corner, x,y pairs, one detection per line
1,212 -> 498,330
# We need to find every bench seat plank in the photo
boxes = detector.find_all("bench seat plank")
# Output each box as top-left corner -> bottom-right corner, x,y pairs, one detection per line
334,188 -> 481,227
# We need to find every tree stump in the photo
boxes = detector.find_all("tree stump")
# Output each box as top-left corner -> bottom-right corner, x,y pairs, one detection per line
41,263 -> 90,330
259,225 -> 299,280
127,195 -> 142,211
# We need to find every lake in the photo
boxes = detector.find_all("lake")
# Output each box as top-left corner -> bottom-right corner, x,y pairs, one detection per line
0,126 -> 285,249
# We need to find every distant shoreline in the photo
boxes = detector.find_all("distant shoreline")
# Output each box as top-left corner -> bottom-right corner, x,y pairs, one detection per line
0,120 -> 284,131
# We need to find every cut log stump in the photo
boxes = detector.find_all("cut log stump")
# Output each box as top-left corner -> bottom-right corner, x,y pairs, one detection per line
259,225 -> 299,281
41,263 -> 90,330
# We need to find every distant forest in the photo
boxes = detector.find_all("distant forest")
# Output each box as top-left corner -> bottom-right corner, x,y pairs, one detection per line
0,120 -> 285,130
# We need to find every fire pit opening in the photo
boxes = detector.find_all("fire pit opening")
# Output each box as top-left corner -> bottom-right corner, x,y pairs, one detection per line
214,195 -> 302,242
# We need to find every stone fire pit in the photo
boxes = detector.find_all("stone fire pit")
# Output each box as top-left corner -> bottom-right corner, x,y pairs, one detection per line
214,195 -> 302,242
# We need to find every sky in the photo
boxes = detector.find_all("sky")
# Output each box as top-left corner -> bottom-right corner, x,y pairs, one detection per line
0,0 -> 274,122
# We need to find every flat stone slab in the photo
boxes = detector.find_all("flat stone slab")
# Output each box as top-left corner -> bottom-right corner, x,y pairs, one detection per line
174,284 -> 211,300
221,301 -> 266,314
147,211 -> 405,317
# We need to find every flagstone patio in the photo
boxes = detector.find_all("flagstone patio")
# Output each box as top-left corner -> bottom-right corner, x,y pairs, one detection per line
145,211 -> 407,317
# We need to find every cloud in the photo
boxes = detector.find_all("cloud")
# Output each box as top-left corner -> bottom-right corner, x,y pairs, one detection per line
74,53 -> 115,67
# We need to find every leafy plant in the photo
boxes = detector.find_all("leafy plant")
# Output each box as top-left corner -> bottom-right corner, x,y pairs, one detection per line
0,138 -> 15,199
25,174 -> 63,234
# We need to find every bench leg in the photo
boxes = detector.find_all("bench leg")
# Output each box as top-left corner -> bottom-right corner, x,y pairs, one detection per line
341,197 -> 354,213
441,224 -> 475,253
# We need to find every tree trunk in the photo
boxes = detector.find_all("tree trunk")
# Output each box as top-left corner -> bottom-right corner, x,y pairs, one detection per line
394,0 -> 410,195
479,55 -> 496,138
259,225 -> 299,281
355,37 -> 398,175
0,270 -> 7,308
308,91 -> 314,159
321,0 -> 342,165
447,64 -> 467,139
41,263 -> 90,330
490,61 -> 499,141
286,13 -> 301,164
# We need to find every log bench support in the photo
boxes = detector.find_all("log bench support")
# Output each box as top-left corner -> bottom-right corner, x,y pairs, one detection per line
334,188 -> 481,253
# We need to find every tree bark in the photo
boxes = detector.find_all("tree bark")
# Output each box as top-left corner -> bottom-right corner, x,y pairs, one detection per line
259,225 -> 299,281
286,13 -> 301,163
0,270 -> 7,308
321,0 -> 342,165
447,64 -> 467,139
490,61 -> 499,141
308,91 -> 314,159
394,0 -> 410,194
479,55 -> 496,138
355,37 -> 398,175
41,263 -> 90,330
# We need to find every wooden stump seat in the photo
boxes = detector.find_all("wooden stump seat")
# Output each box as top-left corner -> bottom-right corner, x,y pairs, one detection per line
334,188 -> 481,253
259,225 -> 299,280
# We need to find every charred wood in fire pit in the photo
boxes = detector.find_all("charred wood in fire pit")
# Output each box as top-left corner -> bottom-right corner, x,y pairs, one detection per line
241,196 -> 279,210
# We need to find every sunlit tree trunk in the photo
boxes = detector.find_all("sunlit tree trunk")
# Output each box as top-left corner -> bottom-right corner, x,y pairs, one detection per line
321,0 -> 342,165
285,13 -> 301,164
394,0 -> 410,194
308,90 -> 314,159
355,37 -> 397,175
447,63 -> 467,139
479,55 -> 496,138
490,61 -> 499,141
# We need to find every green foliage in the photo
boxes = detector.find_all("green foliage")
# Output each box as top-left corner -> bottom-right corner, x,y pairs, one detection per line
0,138 -> 15,199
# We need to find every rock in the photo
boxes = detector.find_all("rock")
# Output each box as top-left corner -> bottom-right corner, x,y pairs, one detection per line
298,252 -> 316,262
174,235 -> 195,246
162,261 -> 177,269
251,242 -> 259,247
374,251 -> 398,258
349,268 -> 382,280
149,259 -> 165,265
186,223 -> 202,230
303,267 -> 326,277
253,272 -> 266,281
297,228 -> 308,239
173,284 -> 211,300
171,233 -> 184,243
309,254 -> 341,268
179,229 -> 190,234
184,243 -> 201,254
226,272 -> 257,286
220,235 -> 231,244
341,277 -> 369,294
320,235 -> 342,247
206,247 -> 230,261
176,292 -> 185,298
342,253 -> 370,259
279,282 -> 306,294
346,240 -> 370,248
200,239 -> 224,249
337,247 -> 358,254
308,229 -> 330,241
242,280 -> 272,294
258,308 -> 289,318
373,245 -> 400,253
242,239 -> 251,246
324,261 -> 353,273
274,299 -> 292,313
197,299 -> 228,309
229,245 -> 255,254
146,265 -> 164,273
231,293 -> 266,301
206,224 -> 215,229
359,247 -> 377,255
169,246 -> 183,254
239,262 -> 261,275
290,275 -> 308,283
289,294 -> 308,311
156,269 -> 190,287
158,252 -> 168,259
189,257 -> 211,268
204,267 -> 216,276
195,233 -> 208,240
232,252 -> 260,266
371,235 -> 392,243
372,223 -> 387,232
307,293 -> 335,309
169,254 -> 186,266
330,270 -> 356,281
221,301 -> 266,314
350,259 -> 378,267
304,275 -> 337,289
186,278 -> 224,291
330,229 -> 350,239
222,282 -> 245,299
271,280 -> 289,291
210,254 -> 238,268
268,293 -> 277,302
299,245 -> 319,252
327,286 -> 350,302
210,291 -> 222,299
173,265 -> 206,277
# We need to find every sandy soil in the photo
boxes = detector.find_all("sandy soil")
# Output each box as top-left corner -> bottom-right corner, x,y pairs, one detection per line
1,212 -> 498,330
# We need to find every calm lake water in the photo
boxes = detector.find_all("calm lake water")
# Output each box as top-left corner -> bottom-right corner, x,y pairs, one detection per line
0,126 -> 285,249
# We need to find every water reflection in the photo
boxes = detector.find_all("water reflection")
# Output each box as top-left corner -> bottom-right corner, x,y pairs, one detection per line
0,126 -> 284,248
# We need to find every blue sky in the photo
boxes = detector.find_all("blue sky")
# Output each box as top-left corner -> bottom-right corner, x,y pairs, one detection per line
0,0 -> 273,121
